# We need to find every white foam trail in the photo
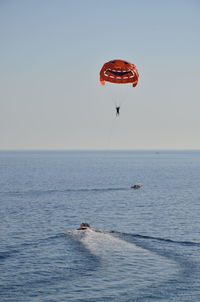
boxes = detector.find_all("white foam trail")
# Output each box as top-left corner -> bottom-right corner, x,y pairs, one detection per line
78,229 -> 143,256
66,229 -> 180,298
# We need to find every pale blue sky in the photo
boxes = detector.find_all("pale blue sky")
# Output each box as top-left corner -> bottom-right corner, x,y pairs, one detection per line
0,0 -> 199,150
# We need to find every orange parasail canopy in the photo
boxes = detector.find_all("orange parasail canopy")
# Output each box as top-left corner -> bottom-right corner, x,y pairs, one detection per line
100,59 -> 139,87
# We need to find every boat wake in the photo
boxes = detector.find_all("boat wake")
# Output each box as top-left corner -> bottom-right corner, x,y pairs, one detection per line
0,187 -> 129,197
66,228 -> 180,301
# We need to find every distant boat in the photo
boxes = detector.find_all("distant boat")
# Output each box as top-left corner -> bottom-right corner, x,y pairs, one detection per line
131,184 -> 143,189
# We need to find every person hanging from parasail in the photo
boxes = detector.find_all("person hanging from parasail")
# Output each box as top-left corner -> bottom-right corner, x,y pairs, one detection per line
116,106 -> 120,116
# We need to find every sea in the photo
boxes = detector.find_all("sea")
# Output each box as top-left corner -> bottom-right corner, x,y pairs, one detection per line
0,150 -> 200,302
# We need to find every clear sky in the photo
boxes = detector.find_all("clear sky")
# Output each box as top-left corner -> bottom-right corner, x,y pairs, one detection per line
0,0 -> 199,150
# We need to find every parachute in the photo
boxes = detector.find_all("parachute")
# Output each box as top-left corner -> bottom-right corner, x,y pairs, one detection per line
100,59 -> 139,87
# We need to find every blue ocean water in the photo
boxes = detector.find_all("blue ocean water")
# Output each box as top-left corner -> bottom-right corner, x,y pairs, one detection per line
0,150 -> 200,302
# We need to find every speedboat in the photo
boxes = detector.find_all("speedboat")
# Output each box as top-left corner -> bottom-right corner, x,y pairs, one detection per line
131,184 -> 143,189
77,223 -> 91,230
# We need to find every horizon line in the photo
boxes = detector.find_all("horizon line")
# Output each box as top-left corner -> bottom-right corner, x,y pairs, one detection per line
0,148 -> 200,152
